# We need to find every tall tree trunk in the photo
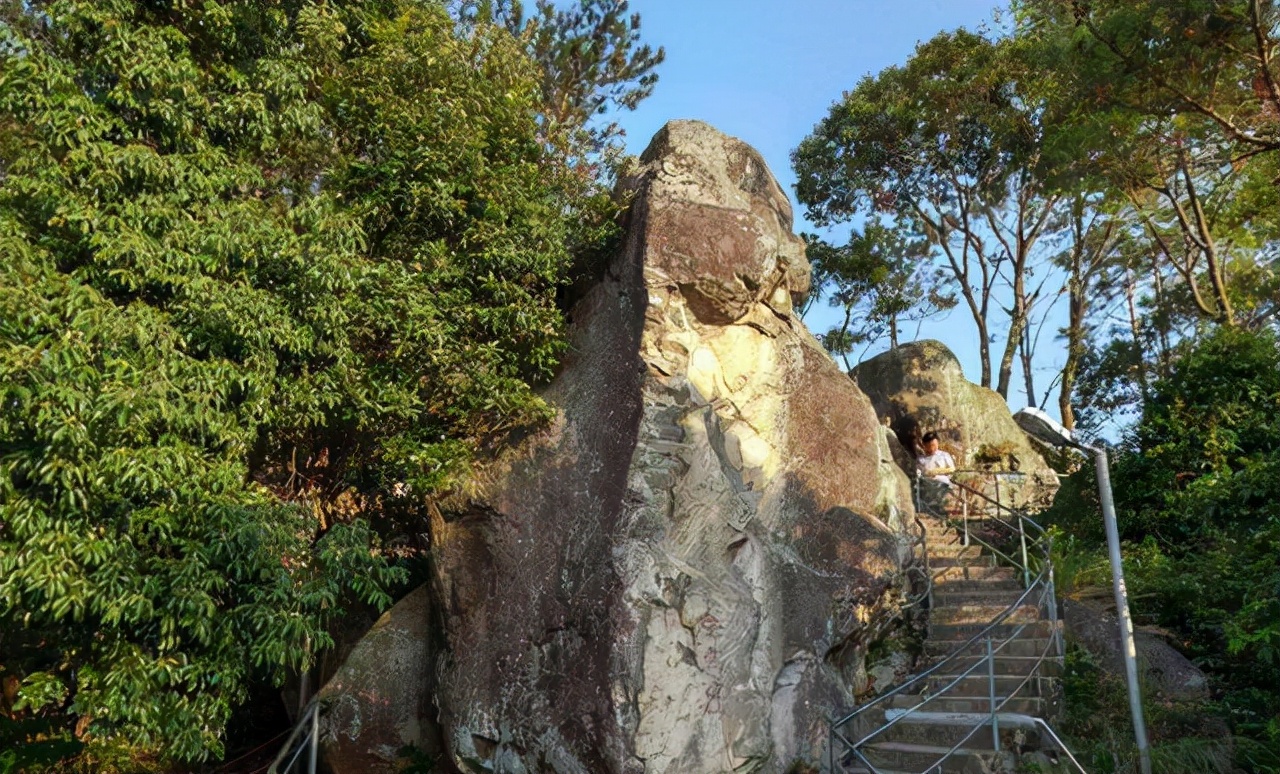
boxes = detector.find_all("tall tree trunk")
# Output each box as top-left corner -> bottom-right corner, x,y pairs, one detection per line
976,317 -> 992,389
1150,257 -> 1174,378
1020,323 -> 1037,409
1124,267 -> 1149,400
1060,273 -> 1087,432
996,278 -> 1028,400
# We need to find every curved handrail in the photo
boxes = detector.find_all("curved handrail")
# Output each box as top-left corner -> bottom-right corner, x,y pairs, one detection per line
831,570 -> 1049,728
1032,717 -> 1091,774
830,470 -> 1075,773
269,699 -> 321,774
901,511 -> 933,608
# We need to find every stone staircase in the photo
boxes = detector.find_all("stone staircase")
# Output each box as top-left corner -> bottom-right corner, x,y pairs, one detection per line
835,510 -> 1065,774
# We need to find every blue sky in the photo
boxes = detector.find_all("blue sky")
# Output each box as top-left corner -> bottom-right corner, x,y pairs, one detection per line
609,1 -> 1074,417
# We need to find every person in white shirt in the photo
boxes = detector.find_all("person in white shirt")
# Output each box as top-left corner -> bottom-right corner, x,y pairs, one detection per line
916,431 -> 956,485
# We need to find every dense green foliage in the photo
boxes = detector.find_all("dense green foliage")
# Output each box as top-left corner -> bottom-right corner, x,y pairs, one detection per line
1113,327 -> 1280,744
1058,642 -> 1280,774
1015,0 -> 1280,329
453,0 -> 664,152
0,0 -> 631,767
1045,328 -> 1280,757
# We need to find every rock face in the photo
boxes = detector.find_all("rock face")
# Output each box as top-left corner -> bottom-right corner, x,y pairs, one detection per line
318,586 -> 441,772
851,341 -> 1059,509
416,121 -> 918,773
1062,598 -> 1209,701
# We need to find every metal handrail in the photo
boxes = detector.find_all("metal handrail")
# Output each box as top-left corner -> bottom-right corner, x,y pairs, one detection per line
903,511 -> 933,609
268,699 -> 321,774
829,470 -> 1078,773
830,572 -> 1049,728
842,576 -> 1054,748
1031,717 -> 1091,774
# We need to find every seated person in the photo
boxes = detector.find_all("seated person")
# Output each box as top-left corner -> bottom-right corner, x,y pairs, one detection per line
916,431 -> 956,485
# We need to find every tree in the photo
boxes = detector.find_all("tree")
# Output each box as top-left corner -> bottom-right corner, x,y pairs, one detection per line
794,30 -> 1065,397
804,220 -> 954,367
1108,327 -> 1280,746
1053,194 -> 1126,430
0,0 -> 615,765
1015,0 -> 1280,328
451,0 -> 665,152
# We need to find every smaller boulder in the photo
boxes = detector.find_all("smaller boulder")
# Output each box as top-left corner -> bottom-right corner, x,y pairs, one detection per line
851,341 -> 1059,509
318,585 -> 443,773
1062,597 -> 1209,701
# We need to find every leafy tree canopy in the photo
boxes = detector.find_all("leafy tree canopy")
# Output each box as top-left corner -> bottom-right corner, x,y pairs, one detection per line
1014,0 -> 1280,327
0,0 -> 620,766
451,0 -> 665,152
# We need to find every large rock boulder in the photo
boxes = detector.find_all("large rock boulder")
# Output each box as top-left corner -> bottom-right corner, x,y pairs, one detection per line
851,341 -> 1059,510
1062,598 -> 1209,701
318,585 -> 443,773
417,120 -> 918,773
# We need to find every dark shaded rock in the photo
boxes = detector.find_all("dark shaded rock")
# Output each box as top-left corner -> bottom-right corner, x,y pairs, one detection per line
1062,597 -> 1209,701
318,585 -> 442,773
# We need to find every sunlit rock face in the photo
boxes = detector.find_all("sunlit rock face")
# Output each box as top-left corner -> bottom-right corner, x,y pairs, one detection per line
335,120 -> 920,774
851,341 -> 1060,510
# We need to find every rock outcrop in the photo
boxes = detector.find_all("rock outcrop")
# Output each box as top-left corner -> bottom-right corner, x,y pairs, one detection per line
318,586 -> 442,772
356,120 -> 919,774
1062,597 -> 1209,701
852,341 -> 1059,509
318,121 -> 921,774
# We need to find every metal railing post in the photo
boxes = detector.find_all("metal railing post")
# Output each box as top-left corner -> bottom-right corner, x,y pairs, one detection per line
1047,564 -> 1062,658
987,635 -> 1000,753
308,703 -> 319,774
1018,516 -> 1030,587
962,497 -> 969,546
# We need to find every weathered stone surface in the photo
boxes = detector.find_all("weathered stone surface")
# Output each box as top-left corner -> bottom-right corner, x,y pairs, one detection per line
418,120 -> 918,773
851,341 -> 1060,510
1062,598 -> 1209,701
318,585 -> 441,773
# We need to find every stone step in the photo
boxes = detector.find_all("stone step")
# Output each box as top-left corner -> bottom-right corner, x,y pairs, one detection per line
888,693 -> 1048,717
921,524 -> 961,537
931,565 -> 1015,582
929,604 -> 1041,626
832,753 -> 913,774
933,577 -> 1024,593
861,741 -> 1005,773
920,673 -> 1047,698
877,709 -> 1047,750
928,619 -> 1060,641
926,543 -> 984,559
928,654 -> 1063,677
921,520 -> 959,531
925,636 -> 1054,658
929,554 -> 998,568
932,588 -> 1028,607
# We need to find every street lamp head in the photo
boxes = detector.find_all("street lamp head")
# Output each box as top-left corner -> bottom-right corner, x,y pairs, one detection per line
1013,407 -> 1079,450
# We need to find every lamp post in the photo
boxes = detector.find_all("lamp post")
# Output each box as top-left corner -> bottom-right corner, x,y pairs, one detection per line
1014,407 -> 1152,774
